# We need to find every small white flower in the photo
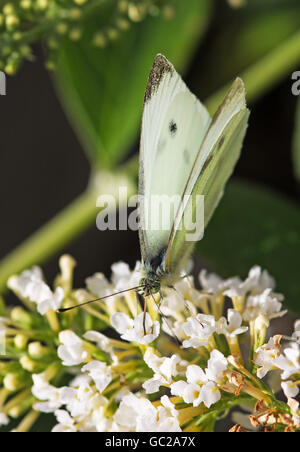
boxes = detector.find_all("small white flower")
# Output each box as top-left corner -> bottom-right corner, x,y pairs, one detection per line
281,381 -> 299,398
160,289 -> 186,320
206,350 -> 228,381
150,396 -> 181,432
85,273 -> 117,315
142,349 -> 182,394
57,330 -> 88,366
180,365 -> 209,407
171,361 -> 222,409
83,330 -> 117,363
292,320 -> 300,344
82,361 -> 112,393
32,373 -> 64,413
199,270 -> 241,296
254,336 -> 282,378
182,314 -> 216,348
37,287 -> 64,316
217,309 -> 248,338
243,289 -> 286,322
52,410 -> 76,432
8,267 -> 64,315
287,398 -> 300,426
136,395 -> 181,432
58,374 -> 111,432
273,342 -> 300,380
199,381 -> 221,409
161,277 -> 200,319
111,261 -> 142,291
111,312 -> 159,345
144,349 -> 181,380
114,392 -> 156,431
225,266 -> 275,299
83,330 -> 112,353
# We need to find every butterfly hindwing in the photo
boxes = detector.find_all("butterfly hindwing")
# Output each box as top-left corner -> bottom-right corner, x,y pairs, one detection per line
164,78 -> 249,280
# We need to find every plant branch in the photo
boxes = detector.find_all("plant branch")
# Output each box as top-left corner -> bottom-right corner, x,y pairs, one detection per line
206,29 -> 300,114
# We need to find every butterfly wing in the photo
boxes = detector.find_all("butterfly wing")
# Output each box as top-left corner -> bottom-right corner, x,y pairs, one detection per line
164,78 -> 250,280
139,54 -> 211,265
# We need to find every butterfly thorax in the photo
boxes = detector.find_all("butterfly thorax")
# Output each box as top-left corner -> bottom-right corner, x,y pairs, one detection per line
139,251 -> 168,296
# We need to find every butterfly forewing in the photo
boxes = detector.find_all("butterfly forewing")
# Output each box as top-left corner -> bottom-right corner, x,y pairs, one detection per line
139,54 -> 211,265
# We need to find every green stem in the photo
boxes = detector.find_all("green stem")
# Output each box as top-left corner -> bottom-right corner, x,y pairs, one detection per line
206,28 -> 300,114
0,30 -> 300,292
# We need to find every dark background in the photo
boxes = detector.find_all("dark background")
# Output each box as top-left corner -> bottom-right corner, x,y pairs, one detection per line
0,13 -> 299,298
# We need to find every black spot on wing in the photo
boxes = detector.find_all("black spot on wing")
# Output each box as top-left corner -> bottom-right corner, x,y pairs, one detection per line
169,120 -> 177,137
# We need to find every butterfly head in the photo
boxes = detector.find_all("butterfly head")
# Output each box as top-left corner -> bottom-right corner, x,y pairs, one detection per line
139,250 -> 168,297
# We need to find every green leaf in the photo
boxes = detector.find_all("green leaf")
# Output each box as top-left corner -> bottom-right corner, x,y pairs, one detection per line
293,96 -> 300,182
197,180 -> 300,314
55,0 -> 212,169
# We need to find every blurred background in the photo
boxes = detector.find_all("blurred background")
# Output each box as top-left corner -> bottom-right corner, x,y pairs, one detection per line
0,0 -> 300,317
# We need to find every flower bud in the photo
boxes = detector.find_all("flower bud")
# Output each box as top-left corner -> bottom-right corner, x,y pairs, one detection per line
93,32 -> 107,48
11,307 -> 32,326
36,0 -> 48,10
118,1 -> 128,13
69,8 -> 82,20
107,27 -> 118,41
20,355 -> 40,372
116,18 -> 130,31
28,341 -> 50,359
14,334 -> 28,350
56,22 -> 68,35
128,4 -> 147,22
3,373 -> 23,391
73,0 -> 88,5
3,4 -> 15,15
20,0 -> 32,10
5,14 -> 19,31
69,27 -> 82,41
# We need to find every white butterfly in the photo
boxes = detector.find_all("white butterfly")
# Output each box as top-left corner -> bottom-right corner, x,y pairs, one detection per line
59,54 -> 249,313
138,54 -> 249,297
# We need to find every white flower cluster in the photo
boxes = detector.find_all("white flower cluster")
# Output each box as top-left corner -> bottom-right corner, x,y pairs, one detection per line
158,265 -> 285,347
31,331 -> 180,432
254,327 -> 300,425
7,266 -> 64,315
3,258 -> 300,432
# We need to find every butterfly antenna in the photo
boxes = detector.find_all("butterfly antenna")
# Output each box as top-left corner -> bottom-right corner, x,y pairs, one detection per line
155,292 -> 181,346
170,284 -> 194,318
57,285 -> 144,313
